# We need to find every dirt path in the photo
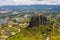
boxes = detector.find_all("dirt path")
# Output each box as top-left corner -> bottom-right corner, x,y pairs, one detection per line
46,36 -> 49,40
0,35 -> 8,40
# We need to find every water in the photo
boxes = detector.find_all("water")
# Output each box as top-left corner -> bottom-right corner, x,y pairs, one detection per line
0,18 -> 8,24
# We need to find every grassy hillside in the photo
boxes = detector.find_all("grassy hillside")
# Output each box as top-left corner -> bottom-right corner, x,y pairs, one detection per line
7,26 -> 46,40
7,14 -> 60,40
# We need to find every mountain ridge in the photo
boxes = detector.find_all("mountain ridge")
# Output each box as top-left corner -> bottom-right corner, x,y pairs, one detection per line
0,5 -> 60,13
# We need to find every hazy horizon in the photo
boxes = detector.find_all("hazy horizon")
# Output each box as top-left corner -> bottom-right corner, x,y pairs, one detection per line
0,0 -> 60,6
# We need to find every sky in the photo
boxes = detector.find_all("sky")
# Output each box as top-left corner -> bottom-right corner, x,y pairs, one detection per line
0,0 -> 60,6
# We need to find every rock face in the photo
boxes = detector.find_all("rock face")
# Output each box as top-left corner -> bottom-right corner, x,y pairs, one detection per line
28,14 -> 48,28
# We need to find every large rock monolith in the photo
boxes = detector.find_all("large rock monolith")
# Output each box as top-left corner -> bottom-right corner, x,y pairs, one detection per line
28,14 -> 48,28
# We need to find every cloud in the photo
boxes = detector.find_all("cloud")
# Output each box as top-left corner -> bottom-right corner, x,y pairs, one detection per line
32,0 -> 43,1
0,0 -> 60,6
